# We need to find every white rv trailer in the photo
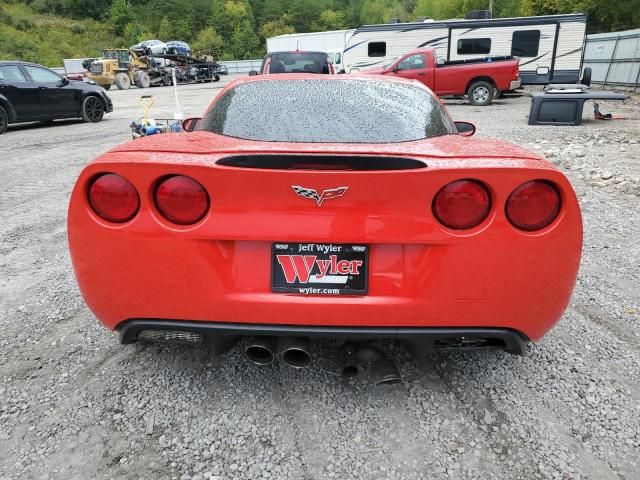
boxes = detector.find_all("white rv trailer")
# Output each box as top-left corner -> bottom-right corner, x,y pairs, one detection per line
343,13 -> 588,84
267,29 -> 355,73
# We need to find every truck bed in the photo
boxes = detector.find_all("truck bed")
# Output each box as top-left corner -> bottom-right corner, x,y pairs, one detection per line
441,55 -> 517,67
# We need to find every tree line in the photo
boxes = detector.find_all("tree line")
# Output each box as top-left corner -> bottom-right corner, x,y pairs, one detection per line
1,0 -> 639,66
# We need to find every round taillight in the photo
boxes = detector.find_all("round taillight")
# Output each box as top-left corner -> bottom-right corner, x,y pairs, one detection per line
155,175 -> 209,225
506,180 -> 561,231
88,173 -> 140,223
432,180 -> 491,230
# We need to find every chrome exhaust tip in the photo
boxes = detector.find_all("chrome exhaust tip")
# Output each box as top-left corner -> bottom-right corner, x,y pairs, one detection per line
244,337 -> 276,365
280,337 -> 312,368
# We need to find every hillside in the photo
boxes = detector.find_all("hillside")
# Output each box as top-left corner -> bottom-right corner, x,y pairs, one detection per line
1,0 -> 638,67
0,4 -> 113,66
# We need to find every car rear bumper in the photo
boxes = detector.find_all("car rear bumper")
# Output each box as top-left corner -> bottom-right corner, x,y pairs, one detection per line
71,236 -> 578,342
509,79 -> 522,90
118,319 -> 530,355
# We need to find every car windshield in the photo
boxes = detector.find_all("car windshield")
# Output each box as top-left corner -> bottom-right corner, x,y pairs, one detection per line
199,79 -> 455,143
383,57 -> 398,69
268,52 -> 329,74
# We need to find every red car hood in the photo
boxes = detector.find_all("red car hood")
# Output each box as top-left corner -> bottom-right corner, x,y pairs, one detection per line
359,66 -> 386,75
108,131 -> 543,163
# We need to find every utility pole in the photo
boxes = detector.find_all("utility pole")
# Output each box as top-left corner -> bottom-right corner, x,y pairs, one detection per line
489,0 -> 494,17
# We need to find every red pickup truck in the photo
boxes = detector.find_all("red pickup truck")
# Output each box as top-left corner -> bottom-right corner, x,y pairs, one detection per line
362,49 -> 521,106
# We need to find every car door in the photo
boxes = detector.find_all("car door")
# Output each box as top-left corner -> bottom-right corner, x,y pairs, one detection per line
390,53 -> 428,85
23,65 -> 79,117
0,64 -> 41,120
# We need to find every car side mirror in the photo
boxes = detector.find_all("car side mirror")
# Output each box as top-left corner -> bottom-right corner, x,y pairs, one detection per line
60,77 -> 69,86
182,117 -> 201,132
248,70 -> 258,76
454,121 -> 476,137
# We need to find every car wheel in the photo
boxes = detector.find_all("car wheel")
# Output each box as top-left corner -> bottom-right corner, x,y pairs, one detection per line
81,95 -> 105,123
115,72 -> 131,90
467,81 -> 494,106
134,71 -> 151,88
0,105 -> 8,135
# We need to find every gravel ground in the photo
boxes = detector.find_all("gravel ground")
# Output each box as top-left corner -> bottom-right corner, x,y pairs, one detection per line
1,77 -> 639,480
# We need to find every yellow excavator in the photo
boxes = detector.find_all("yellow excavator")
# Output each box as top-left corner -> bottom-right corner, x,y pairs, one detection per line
86,49 -> 151,90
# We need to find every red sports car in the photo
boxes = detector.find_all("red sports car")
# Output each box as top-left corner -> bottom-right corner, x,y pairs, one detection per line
68,74 -> 582,371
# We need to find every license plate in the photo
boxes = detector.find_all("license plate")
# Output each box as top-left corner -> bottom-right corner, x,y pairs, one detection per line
271,243 -> 368,295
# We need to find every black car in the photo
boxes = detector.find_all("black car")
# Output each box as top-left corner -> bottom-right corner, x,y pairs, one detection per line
249,51 -> 333,76
0,61 -> 113,134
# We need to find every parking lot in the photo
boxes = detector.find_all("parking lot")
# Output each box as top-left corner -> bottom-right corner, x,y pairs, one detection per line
1,77 -> 639,480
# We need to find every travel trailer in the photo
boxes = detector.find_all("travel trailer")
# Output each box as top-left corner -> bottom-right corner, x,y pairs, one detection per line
342,13 -> 588,84
267,30 -> 355,74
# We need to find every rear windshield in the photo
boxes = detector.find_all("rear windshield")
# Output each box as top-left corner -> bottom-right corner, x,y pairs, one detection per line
268,52 -> 329,74
199,79 -> 455,143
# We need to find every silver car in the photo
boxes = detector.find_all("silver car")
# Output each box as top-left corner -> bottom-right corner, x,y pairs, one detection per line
130,40 -> 168,56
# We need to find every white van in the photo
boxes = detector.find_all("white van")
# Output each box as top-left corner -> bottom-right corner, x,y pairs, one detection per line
327,50 -> 345,73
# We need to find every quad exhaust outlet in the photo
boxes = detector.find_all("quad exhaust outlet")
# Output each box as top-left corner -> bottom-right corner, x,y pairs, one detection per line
244,337 -> 401,385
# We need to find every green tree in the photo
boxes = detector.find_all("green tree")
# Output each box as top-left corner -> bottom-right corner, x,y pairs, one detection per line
289,0 -> 326,32
259,14 -> 295,39
360,0 -> 394,24
413,0 -> 465,19
64,0 -> 111,20
157,15 -> 172,39
214,0 -> 261,58
192,26 -> 224,53
523,0 -> 640,33
311,9 -> 347,31
108,0 -> 130,36
494,0 -> 525,17
123,22 -> 143,45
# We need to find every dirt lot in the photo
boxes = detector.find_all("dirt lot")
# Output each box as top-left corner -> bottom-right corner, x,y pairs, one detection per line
1,77 -> 639,480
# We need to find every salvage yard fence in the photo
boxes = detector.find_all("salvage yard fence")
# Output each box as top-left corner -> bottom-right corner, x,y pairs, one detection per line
583,28 -> 640,91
